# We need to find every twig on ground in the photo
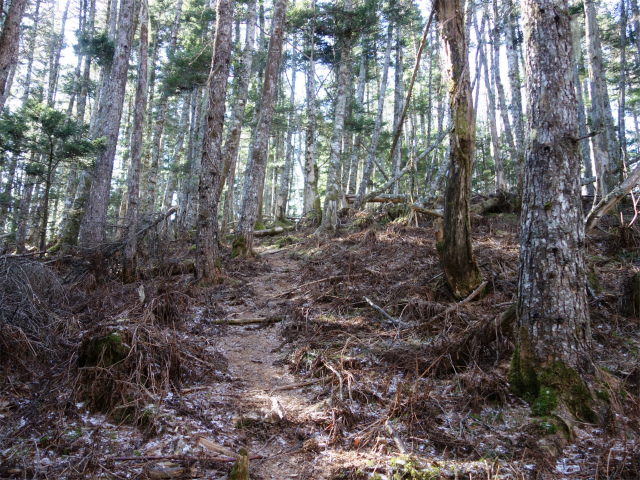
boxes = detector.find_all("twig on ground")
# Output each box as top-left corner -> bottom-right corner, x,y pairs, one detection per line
270,274 -> 366,298
364,296 -> 399,324
432,281 -> 488,320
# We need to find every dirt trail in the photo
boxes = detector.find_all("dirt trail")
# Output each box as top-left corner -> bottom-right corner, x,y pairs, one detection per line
210,247 -> 331,479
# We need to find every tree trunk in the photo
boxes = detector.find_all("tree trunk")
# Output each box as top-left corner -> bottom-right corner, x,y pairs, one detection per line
477,20 -> 502,192
144,0 -> 184,216
516,0 -> 593,402
196,0 -> 234,281
618,0 -> 627,164
78,0 -> 137,247
303,0 -> 318,218
436,0 -> 482,299
584,0 -> 619,196
0,0 -> 28,103
317,0 -> 353,233
504,0 -> 525,189
123,0 -> 148,280
490,0 -> 517,186
234,0 -> 287,256
391,25 -> 404,195
276,34 -> 297,222
46,0 -> 72,108
15,169 -> 37,253
348,41 -> 367,195
354,26 -> 393,209
570,14 -> 594,196
219,0 -> 257,201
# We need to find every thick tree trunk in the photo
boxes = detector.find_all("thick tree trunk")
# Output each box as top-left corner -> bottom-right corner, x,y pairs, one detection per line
516,0 -> 593,395
78,0 -> 137,247
354,26 -> 393,209
317,0 -> 353,233
234,0 -> 287,256
123,0 -> 148,280
0,0 -> 28,103
436,0 -> 482,299
196,0 -> 234,282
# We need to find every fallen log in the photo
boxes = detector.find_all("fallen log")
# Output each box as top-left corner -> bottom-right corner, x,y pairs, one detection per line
345,194 -> 409,204
252,225 -> 294,237
586,163 -> 640,232
408,204 -> 444,218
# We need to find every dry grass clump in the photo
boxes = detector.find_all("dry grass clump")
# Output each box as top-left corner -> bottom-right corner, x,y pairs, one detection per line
75,322 -> 216,427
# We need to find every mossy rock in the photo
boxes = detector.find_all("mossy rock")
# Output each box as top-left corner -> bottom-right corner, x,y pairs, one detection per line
254,221 -> 266,231
276,236 -> 294,248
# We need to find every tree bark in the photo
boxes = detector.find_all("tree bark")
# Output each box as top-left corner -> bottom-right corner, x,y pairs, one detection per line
570,14 -> 594,196
348,41 -> 367,195
144,0 -> 184,216
317,0 -> 353,233
354,26 -> 393,210
234,0 -> 287,255
78,0 -> 137,247
123,0 -> 148,280
517,0 -> 592,385
303,0 -> 319,218
0,0 -> 28,103
584,0 -> 619,196
276,34 -> 297,222
196,0 -> 234,281
436,0 -> 482,299
391,25 -> 404,194
219,0 -> 257,200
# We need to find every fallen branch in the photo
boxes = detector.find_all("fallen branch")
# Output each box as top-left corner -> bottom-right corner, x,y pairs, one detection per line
270,273 -> 366,298
270,378 -> 322,392
432,280 -> 488,320
198,437 -> 238,458
212,317 -> 281,325
364,296 -> 398,324
111,454 -> 263,462
385,420 -> 407,454
408,204 -> 444,218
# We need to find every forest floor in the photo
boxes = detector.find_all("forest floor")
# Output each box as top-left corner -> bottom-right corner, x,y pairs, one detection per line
1,205 -> 640,479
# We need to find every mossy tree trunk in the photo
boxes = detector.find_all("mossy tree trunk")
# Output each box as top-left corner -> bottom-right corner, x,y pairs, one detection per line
516,0 -> 593,398
196,0 -> 234,282
435,0 -> 482,299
